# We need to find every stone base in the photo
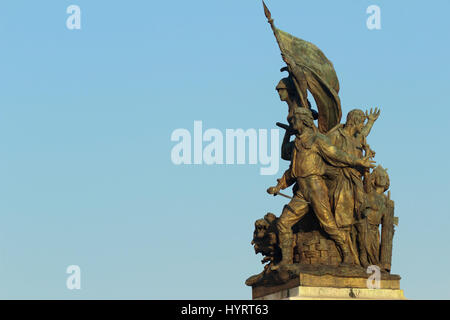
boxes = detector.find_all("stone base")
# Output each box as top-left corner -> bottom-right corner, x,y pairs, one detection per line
251,269 -> 405,300
254,286 -> 406,300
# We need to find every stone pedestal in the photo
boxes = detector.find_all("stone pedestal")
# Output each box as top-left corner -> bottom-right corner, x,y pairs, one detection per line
254,286 -> 405,300
251,271 -> 405,300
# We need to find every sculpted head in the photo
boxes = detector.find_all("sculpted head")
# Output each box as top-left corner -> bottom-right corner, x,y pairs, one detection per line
346,109 -> 366,133
371,166 -> 390,192
293,108 -> 315,133
276,77 -> 296,102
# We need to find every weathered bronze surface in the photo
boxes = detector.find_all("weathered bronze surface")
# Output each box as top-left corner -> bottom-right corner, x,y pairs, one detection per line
246,3 -> 401,291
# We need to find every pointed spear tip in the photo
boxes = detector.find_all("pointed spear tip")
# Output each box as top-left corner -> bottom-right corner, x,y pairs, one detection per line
262,1 -> 272,20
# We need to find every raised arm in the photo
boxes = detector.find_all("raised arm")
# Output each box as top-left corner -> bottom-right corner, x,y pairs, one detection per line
361,107 -> 380,138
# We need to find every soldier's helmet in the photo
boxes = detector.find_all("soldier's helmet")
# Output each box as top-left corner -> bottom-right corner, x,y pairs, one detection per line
277,78 -> 319,120
276,77 -> 295,93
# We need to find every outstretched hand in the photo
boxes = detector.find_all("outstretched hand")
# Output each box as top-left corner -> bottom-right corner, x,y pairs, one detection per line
366,107 -> 381,122
357,157 -> 376,169
267,186 -> 281,195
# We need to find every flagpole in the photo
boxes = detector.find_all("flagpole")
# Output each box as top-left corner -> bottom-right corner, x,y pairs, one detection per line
263,1 -> 284,53
263,1 -> 309,109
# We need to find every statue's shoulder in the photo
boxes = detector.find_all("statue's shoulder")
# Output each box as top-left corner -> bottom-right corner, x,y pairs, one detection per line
315,131 -> 328,140
326,124 -> 344,136
297,132 -> 317,149
314,131 -> 334,146
298,131 -> 330,151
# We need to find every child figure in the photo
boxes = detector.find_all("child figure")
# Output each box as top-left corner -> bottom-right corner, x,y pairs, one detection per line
356,166 -> 395,272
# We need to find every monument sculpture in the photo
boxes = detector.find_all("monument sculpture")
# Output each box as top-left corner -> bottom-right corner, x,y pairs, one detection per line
245,2 -> 404,300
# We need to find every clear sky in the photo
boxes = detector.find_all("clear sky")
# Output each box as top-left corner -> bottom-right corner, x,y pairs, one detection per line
0,0 -> 449,299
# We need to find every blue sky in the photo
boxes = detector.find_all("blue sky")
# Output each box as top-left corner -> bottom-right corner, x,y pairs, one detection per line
0,0 -> 449,299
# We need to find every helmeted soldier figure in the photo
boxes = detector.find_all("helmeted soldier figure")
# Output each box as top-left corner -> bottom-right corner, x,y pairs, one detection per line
276,76 -> 318,161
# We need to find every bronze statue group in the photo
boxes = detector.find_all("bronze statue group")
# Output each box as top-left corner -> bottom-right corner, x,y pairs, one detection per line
247,3 -> 397,287
263,74 -> 395,272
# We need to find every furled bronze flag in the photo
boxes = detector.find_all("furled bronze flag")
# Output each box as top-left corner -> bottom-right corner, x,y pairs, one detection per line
263,1 -> 342,133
